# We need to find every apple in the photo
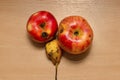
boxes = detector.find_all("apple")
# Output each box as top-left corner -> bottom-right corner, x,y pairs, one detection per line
26,11 -> 58,43
57,16 -> 93,54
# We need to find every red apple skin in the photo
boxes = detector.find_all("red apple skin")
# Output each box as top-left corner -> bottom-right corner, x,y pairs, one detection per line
57,16 -> 93,54
26,11 -> 58,43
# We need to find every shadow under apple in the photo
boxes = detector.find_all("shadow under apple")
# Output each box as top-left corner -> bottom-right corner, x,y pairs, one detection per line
26,33 -> 45,49
62,46 -> 92,62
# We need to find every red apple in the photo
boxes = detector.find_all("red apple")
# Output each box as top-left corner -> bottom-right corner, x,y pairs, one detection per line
26,11 -> 58,43
57,16 -> 93,54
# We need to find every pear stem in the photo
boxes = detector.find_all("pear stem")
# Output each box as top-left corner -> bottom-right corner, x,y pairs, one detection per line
55,63 -> 58,80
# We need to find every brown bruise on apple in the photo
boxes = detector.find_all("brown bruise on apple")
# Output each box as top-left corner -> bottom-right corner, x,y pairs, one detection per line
40,22 -> 46,28
41,32 -> 48,38
58,24 -> 67,34
38,22 -> 50,39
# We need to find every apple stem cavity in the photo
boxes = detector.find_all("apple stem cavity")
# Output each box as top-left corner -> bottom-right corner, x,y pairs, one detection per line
42,32 -> 48,38
74,31 -> 79,36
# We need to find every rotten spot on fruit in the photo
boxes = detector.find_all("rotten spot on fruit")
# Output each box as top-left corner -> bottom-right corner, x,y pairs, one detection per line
59,25 -> 65,33
60,29 -> 63,33
40,22 -> 46,28
48,53 -> 52,58
56,48 -> 59,53
82,19 -> 85,22
48,52 -> 53,57
89,34 -> 91,38
56,56 -> 58,60
48,50 -> 54,57
42,32 -> 48,38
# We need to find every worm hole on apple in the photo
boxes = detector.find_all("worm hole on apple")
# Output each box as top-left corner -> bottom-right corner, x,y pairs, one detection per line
42,32 -> 48,38
39,22 -> 46,28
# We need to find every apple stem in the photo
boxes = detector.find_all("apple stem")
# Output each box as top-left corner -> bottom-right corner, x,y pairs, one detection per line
55,63 -> 58,80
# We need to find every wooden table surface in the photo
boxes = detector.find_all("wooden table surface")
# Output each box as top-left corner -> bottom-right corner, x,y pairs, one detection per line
0,0 -> 120,80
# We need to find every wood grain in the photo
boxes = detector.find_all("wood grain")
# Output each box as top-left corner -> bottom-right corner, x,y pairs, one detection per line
0,0 -> 120,80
